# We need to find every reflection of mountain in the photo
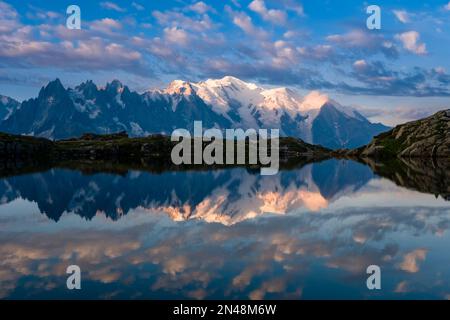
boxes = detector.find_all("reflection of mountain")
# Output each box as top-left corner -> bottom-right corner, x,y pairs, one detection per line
363,157 -> 450,200
312,159 -> 374,200
0,160 -> 373,224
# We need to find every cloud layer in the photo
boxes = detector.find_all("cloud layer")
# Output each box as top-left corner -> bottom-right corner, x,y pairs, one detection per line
0,0 -> 449,101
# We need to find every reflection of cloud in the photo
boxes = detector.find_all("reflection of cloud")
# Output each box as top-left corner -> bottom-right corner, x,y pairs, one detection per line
233,264 -> 267,290
249,278 -> 286,300
0,204 -> 449,299
399,249 -> 427,273
395,281 -> 409,293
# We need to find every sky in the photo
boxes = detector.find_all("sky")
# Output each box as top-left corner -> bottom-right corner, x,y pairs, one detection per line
0,0 -> 449,125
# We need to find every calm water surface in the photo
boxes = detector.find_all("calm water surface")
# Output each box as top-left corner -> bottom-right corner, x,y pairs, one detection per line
0,159 -> 449,299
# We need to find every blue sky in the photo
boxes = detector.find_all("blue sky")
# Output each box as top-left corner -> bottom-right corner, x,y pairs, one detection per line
0,0 -> 449,125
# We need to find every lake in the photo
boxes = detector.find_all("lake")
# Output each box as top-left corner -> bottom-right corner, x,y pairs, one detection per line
0,159 -> 449,299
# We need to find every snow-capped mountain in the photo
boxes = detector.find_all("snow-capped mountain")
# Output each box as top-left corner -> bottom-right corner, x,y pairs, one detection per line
0,76 -> 389,148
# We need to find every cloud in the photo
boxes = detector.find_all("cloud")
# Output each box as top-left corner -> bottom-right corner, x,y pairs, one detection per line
445,2 -> 450,11
100,2 -> 126,13
0,0 -> 447,100
227,7 -> 268,39
297,44 -> 334,61
399,249 -> 427,273
393,10 -> 410,23
131,2 -> 145,11
0,0 -> 20,33
163,27 -> 189,46
248,0 -> 287,25
352,59 -> 395,82
26,5 -> 62,22
201,58 -> 333,88
327,29 -> 399,59
0,22 -> 148,76
152,10 -> 215,32
395,31 -> 427,55
90,18 -> 122,35
187,1 -> 213,14
347,60 -> 450,96
272,0 -> 304,16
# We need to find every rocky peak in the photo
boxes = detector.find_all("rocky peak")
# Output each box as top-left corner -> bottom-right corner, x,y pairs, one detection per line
39,78 -> 66,97
37,79 -> 69,104
105,79 -> 124,94
76,80 -> 98,97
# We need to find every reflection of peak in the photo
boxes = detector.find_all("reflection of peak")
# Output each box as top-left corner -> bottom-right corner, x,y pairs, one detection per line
312,159 -> 374,200
0,160 -> 377,225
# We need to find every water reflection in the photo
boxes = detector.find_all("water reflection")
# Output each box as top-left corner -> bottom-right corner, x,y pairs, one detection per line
0,159 -> 449,299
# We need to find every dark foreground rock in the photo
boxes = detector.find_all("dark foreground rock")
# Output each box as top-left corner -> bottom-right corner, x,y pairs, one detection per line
0,132 -> 53,159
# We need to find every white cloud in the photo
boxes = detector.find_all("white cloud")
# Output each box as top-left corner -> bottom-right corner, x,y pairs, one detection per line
100,2 -> 126,13
395,31 -> 427,55
248,0 -> 287,25
445,2 -> 450,11
393,10 -> 410,23
187,2 -> 212,14
228,8 -> 268,39
0,0 -> 20,33
90,18 -> 122,35
152,10 -> 214,32
164,27 -> 189,45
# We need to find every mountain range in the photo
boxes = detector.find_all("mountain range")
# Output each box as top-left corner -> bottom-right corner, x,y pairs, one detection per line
0,76 -> 389,149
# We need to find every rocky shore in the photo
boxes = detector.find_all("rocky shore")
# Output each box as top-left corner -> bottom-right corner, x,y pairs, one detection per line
0,131 -> 331,163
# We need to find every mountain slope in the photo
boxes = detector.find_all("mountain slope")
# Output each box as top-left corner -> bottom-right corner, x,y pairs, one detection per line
0,94 -> 20,120
312,103 -> 390,149
357,109 -> 450,158
0,76 -> 389,148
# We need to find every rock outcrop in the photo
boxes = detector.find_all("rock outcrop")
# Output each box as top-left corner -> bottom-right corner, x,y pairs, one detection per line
356,109 -> 450,159
0,132 -> 53,159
